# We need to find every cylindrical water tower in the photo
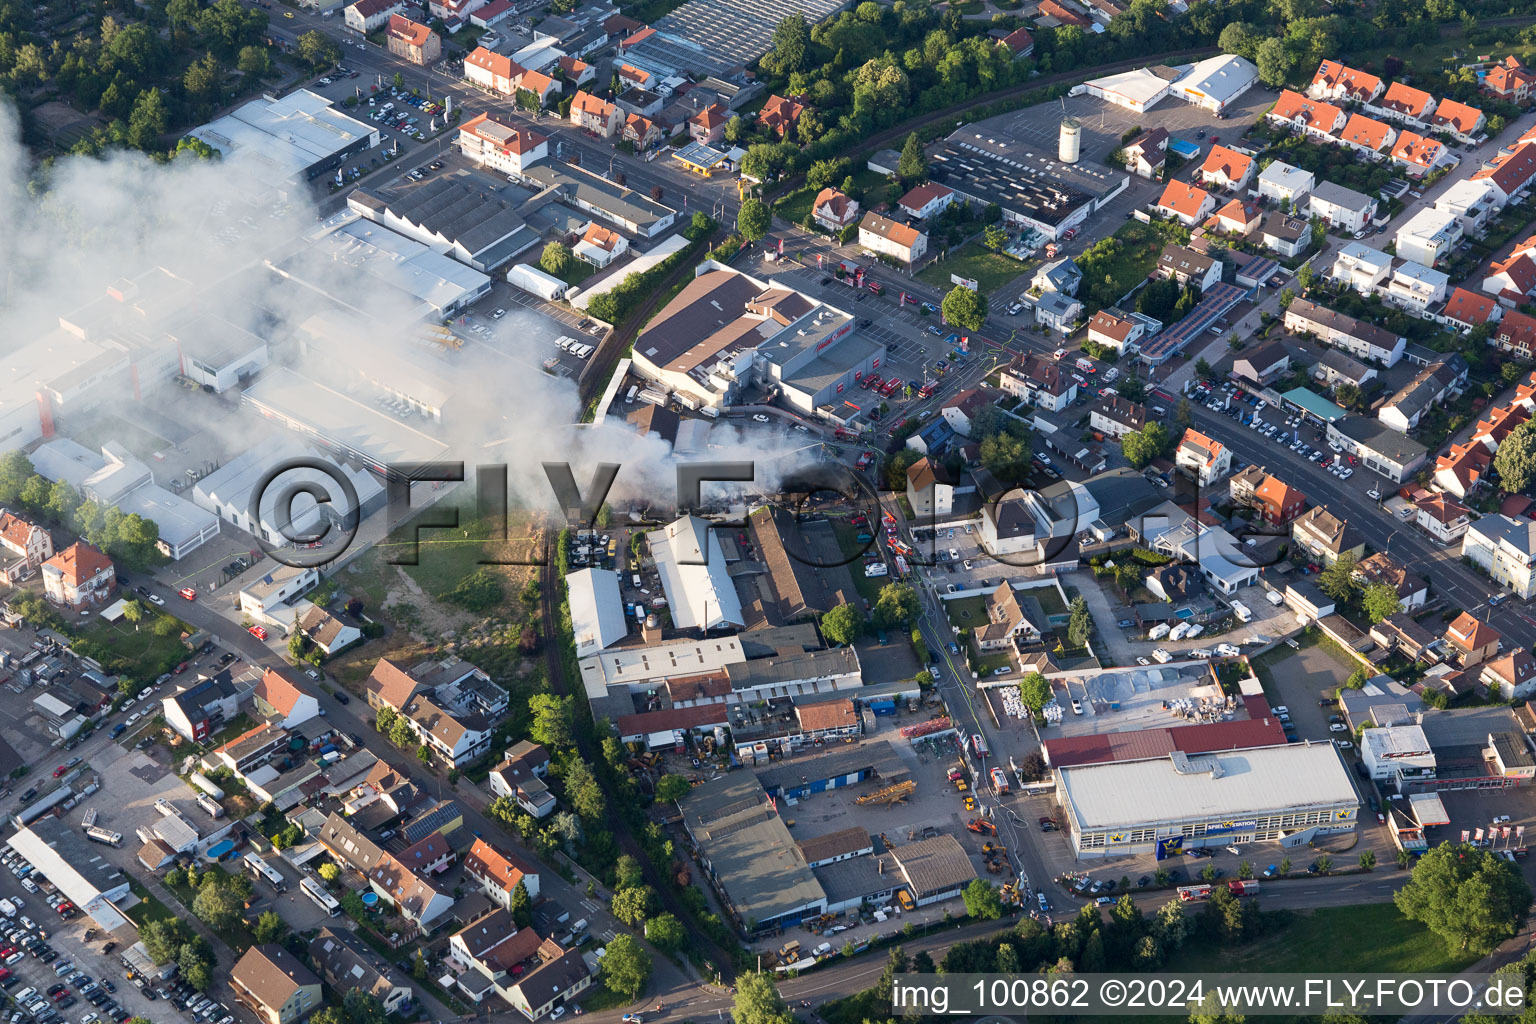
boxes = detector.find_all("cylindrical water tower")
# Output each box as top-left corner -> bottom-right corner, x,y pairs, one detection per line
1059,116 -> 1082,164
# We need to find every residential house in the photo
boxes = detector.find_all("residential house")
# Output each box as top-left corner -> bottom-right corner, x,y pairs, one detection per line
402,694 -> 491,768
1292,506 -> 1364,564
1434,440 -> 1492,499
1416,493 -> 1472,545
1039,0 -> 1092,26
1442,287 -> 1501,332
1032,257 -> 1083,296
1483,249 -> 1536,307
1377,355 -> 1467,433
503,948 -> 591,1021
1206,197 -> 1262,236
1485,56 -> 1536,101
759,94 -> 804,137
1483,650 -> 1536,701
1155,244 -> 1222,291
253,668 -> 321,731
1256,160 -> 1317,207
1472,141 -> 1536,206
1307,60 -> 1385,103
1370,612 -> 1437,662
1086,309 -> 1145,354
1034,292 -> 1083,333
1385,260 -> 1451,313
614,63 -> 652,91
447,908 -> 545,1004
940,388 -> 996,437
906,458 -> 955,518
162,669 -> 253,743
308,928 -> 414,1016
1444,611 -> 1501,667
998,26 -> 1035,57
520,71 -> 562,107
1354,552 -> 1428,611
1284,298 -> 1406,366
1266,91 -> 1346,141
811,188 -> 860,232
1090,396 -> 1146,439
0,511 -> 48,584
1395,207 -> 1462,267
569,91 -> 621,137
1329,242 -> 1392,294
999,353 -> 1077,411
1197,145 -> 1255,190
464,47 -> 524,95
1175,428 -> 1231,485
1474,401 -> 1531,452
463,837 -> 542,909
488,740 -> 555,818
1464,514 -> 1536,599
1146,563 -> 1203,603
1371,81 -> 1437,126
366,657 -> 430,712
367,853 -> 455,931
1228,464 -> 1267,506
1250,475 -> 1307,525
345,0 -> 405,34
1260,212 -> 1310,257
1336,114 -> 1397,159
688,103 -> 728,145
1431,98 -> 1486,143
898,183 -> 956,220
386,14 -> 440,65
41,541 -> 113,610
230,945 -> 321,1024
1434,177 -> 1503,235
974,583 -> 1038,651
1391,131 -> 1451,177
557,55 -> 595,88
1312,348 -> 1377,390
1122,128 -> 1168,179
1495,309 -> 1536,357
1232,339 -> 1291,386
858,212 -> 927,264
456,113 -> 547,177
1306,180 -> 1378,234
296,604 -> 361,656
1154,180 -> 1214,227
572,222 -> 628,268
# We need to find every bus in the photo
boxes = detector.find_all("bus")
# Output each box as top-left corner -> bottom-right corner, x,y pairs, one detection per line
244,853 -> 287,893
300,876 -> 340,916
83,827 -> 122,847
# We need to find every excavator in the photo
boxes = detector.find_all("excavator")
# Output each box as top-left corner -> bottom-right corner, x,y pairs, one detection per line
966,818 -> 997,835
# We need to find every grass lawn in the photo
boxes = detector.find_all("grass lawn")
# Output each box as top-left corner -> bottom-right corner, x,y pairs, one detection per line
1031,585 -> 1068,617
945,595 -> 987,631
773,185 -> 819,227
1077,218 -> 1190,312
74,616 -> 188,684
1167,904 -> 1481,975
124,883 -> 175,927
577,986 -> 631,1012
556,258 -> 596,288
378,504 -> 539,602
916,242 -> 1030,296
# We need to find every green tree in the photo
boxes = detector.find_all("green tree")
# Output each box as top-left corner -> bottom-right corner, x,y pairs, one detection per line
599,933 -> 652,999
297,29 -> 341,70
1395,842 -> 1533,952
1362,582 -> 1403,623
140,918 -> 190,964
763,13 -> 808,75
1066,595 -> 1091,648
1175,398 -> 1193,427
980,432 -> 1030,484
509,879 -> 533,928
564,756 -> 607,822
941,285 -> 988,332
1019,672 -> 1052,716
733,971 -> 795,1024
962,878 -> 1003,920
737,197 -> 771,242
897,131 -> 926,183
1317,552 -> 1359,602
872,582 -> 920,628
529,693 -> 574,749
388,717 -> 416,748
540,242 -> 574,277
237,45 -> 272,75
983,225 -> 1008,251
191,877 -> 242,930
1123,422 -> 1170,469
253,910 -> 288,944
1495,421 -> 1536,494
126,87 -> 169,150
375,706 -> 397,733
1359,849 -> 1377,870
318,863 -> 340,883
1194,357 -> 1213,378
611,886 -> 654,926
821,603 -> 864,646
655,774 -> 691,803
1255,36 -> 1292,87
1188,991 -> 1248,1024
646,912 -> 686,951
343,992 -> 387,1024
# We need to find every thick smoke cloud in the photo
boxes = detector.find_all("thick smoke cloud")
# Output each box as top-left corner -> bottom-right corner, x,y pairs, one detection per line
0,101 -> 814,516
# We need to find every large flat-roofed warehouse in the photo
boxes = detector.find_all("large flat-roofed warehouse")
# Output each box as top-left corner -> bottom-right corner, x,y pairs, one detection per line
625,0 -> 849,78
931,130 -> 1129,241
1057,743 -> 1359,859
515,162 -> 677,238
10,816 -> 133,932
187,89 -> 378,184
630,262 -> 883,419
348,178 -> 542,272
677,773 -> 828,935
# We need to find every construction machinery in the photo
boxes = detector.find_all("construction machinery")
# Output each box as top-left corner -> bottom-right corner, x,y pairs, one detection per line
966,818 -> 997,835
856,779 -> 916,806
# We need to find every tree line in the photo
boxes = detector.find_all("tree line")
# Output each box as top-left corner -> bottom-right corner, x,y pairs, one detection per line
0,450 -> 164,569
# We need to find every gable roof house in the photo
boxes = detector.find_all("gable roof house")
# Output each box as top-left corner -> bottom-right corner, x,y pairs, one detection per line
1483,249 -> 1536,308
1444,611 -> 1501,667
1206,196 -> 1263,237
1250,475 -> 1307,526
759,95 -> 805,137
41,541 -> 114,610
366,657 -> 431,713
1391,131 -> 1452,177
1122,128 -> 1168,178
488,741 -> 556,819
1377,355 -> 1467,432
1260,211 -> 1310,258
1175,429 -> 1231,485
1482,649 -> 1536,701
296,603 -> 362,656
999,26 -> 1035,57
1416,493 -> 1472,545
503,946 -> 592,1021
1090,396 -> 1146,439
1431,98 -> 1486,143
1435,440 -> 1492,498
1292,506 -> 1364,564
402,694 -> 492,768
812,188 -> 860,232
253,668 -> 321,731
974,583 -> 1039,651
1353,552 -> 1428,611
1495,309 -> 1536,358
230,945 -> 322,1024
463,837 -> 542,909
999,353 -> 1077,412
1442,287 -> 1501,332
1086,309 -> 1145,354
1487,56 -> 1536,101
857,212 -> 927,264
1335,114 -> 1397,159
1371,81 -> 1437,126
898,182 -> 957,220
448,907 -> 546,1003
1154,180 -> 1214,227
1266,90 -> 1347,141
367,853 -> 455,931
1198,145 -> 1255,191
1308,60 -> 1385,103
308,927 -> 413,1016
0,511 -> 51,577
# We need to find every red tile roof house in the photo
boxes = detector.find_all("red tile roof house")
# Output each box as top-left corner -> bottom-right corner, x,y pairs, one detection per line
1205,197 -> 1261,236
464,46 -> 524,96
386,13 -> 440,65
688,102 -> 728,145
898,182 -> 956,220
759,94 -> 805,137
1266,90 -> 1346,140
463,837 -> 542,910
1307,60 -> 1385,104
1250,475 -> 1307,525
1154,179 -> 1214,227
1485,56 -> 1536,102
1483,248 -> 1536,307
1431,98 -> 1487,143
1369,80 -> 1438,127
41,541 -> 115,610
1472,142 -> 1536,206
1336,114 -> 1397,159
998,27 -> 1034,57
1444,611 -> 1501,667
1197,145 -> 1254,191
1434,440 -> 1491,498
1390,131 -> 1450,177
1415,493 -> 1472,545
1442,287 -> 1501,331
812,188 -> 860,232
0,510 -> 52,579
1494,308 -> 1536,358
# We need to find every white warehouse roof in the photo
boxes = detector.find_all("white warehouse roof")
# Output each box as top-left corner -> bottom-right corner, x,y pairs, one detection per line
1083,67 -> 1173,108
10,817 -> 132,930
187,89 -> 375,183
1058,742 -> 1358,829
566,568 -> 628,657
646,515 -> 744,633
1172,53 -> 1259,106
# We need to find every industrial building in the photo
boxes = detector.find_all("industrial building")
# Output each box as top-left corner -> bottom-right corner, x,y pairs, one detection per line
9,816 -> 133,933
169,313 -> 270,393
514,161 -> 677,238
1079,54 -> 1257,114
1056,742 -> 1359,859
930,129 -> 1128,241
191,436 -> 385,548
565,567 -> 627,657
186,89 -> 378,185
268,212 -> 492,324
348,177 -> 542,272
629,262 -> 882,421
646,515 -> 744,632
